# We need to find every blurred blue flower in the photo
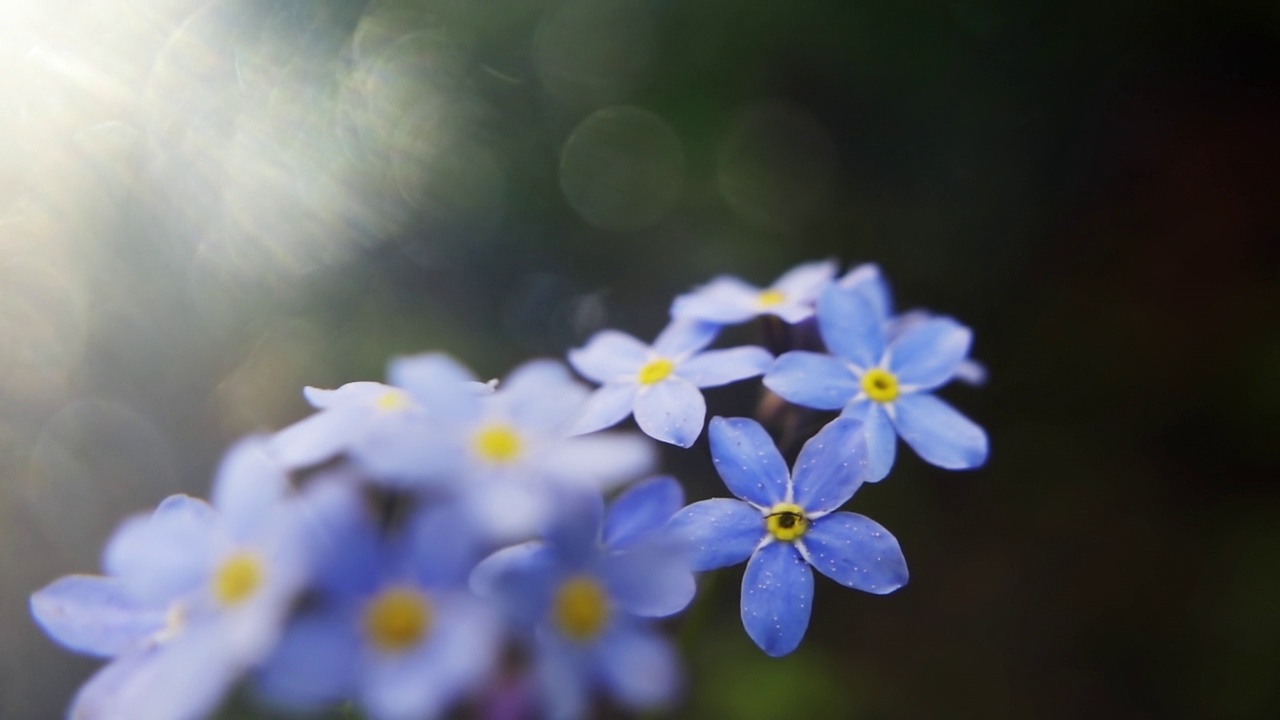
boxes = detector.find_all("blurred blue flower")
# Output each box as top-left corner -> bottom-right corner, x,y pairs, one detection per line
668,417 -> 908,657
394,356 -> 657,539
568,319 -> 772,447
273,354 -> 655,540
670,259 -> 837,325
256,483 -> 500,720
267,354 -> 493,478
471,478 -> 693,719
839,262 -> 988,386
764,283 -> 989,479
30,438 -> 309,720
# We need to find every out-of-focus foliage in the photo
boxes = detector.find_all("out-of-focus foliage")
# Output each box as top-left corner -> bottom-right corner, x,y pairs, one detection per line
3,0 -> 1279,718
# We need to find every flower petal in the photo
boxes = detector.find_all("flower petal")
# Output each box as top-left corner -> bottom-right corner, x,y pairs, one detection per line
891,393 -> 989,470
651,318 -> 719,357
102,499 -> 218,603
302,381 -> 386,410
816,283 -> 884,368
837,262 -> 893,320
469,542 -> 552,598
495,360 -> 589,431
800,512 -> 908,594
633,377 -> 706,448
568,330 -> 649,384
604,476 -> 684,550
348,415 -> 457,486
462,479 -> 558,544
255,609 -> 359,710
546,490 -> 606,567
667,499 -> 765,571
670,276 -> 762,324
767,260 -> 836,322
568,383 -> 638,436
771,259 -> 837,299
762,351 -> 859,410
268,409 -> 352,471
543,432 -> 655,491
740,542 -> 814,657
386,352 -> 478,399
841,402 -> 896,482
707,417 -> 788,507
791,417 -> 870,514
71,624 -> 242,720
293,481 -> 382,597
210,437 -> 290,539
677,346 -> 773,388
603,542 -> 695,617
954,358 -> 988,386
470,542 -> 557,625
30,575 -> 166,658
404,502 -> 487,588
888,317 -> 972,391
361,595 -> 500,720
534,634 -> 591,720
151,493 -> 219,526
598,626 -> 679,710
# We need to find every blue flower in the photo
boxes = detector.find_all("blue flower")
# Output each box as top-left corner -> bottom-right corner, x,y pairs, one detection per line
568,319 -> 772,447
267,354 -> 492,477
273,354 -> 655,539
764,282 -> 989,479
839,262 -> 988,386
394,356 -> 658,539
30,438 -> 309,720
471,478 -> 693,720
667,417 -> 908,657
256,483 -> 501,720
670,259 -> 837,325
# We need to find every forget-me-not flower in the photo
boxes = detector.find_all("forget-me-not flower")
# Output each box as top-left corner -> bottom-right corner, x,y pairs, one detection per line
30,438 -> 309,720
764,283 -> 989,480
274,354 -> 655,539
670,259 -> 837,325
256,482 -> 500,720
667,416 -> 908,657
387,355 -> 657,538
839,262 -> 987,386
471,478 -> 693,720
267,354 -> 494,478
568,319 -> 772,447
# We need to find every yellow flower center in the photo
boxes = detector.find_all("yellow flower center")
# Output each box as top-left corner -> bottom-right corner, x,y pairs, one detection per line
757,289 -> 786,308
473,424 -> 523,464
364,587 -> 432,653
212,552 -> 264,607
553,575 -> 610,643
374,389 -> 411,412
860,367 -> 900,403
637,358 -> 675,385
765,503 -> 809,542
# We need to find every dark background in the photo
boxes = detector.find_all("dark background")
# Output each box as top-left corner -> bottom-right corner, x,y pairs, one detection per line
2,0 -> 1278,718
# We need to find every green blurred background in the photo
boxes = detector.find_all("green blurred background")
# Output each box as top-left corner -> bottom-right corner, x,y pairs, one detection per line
2,0 -> 1278,718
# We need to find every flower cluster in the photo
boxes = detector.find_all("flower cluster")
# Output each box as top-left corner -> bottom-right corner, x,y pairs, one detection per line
31,260 -> 987,719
